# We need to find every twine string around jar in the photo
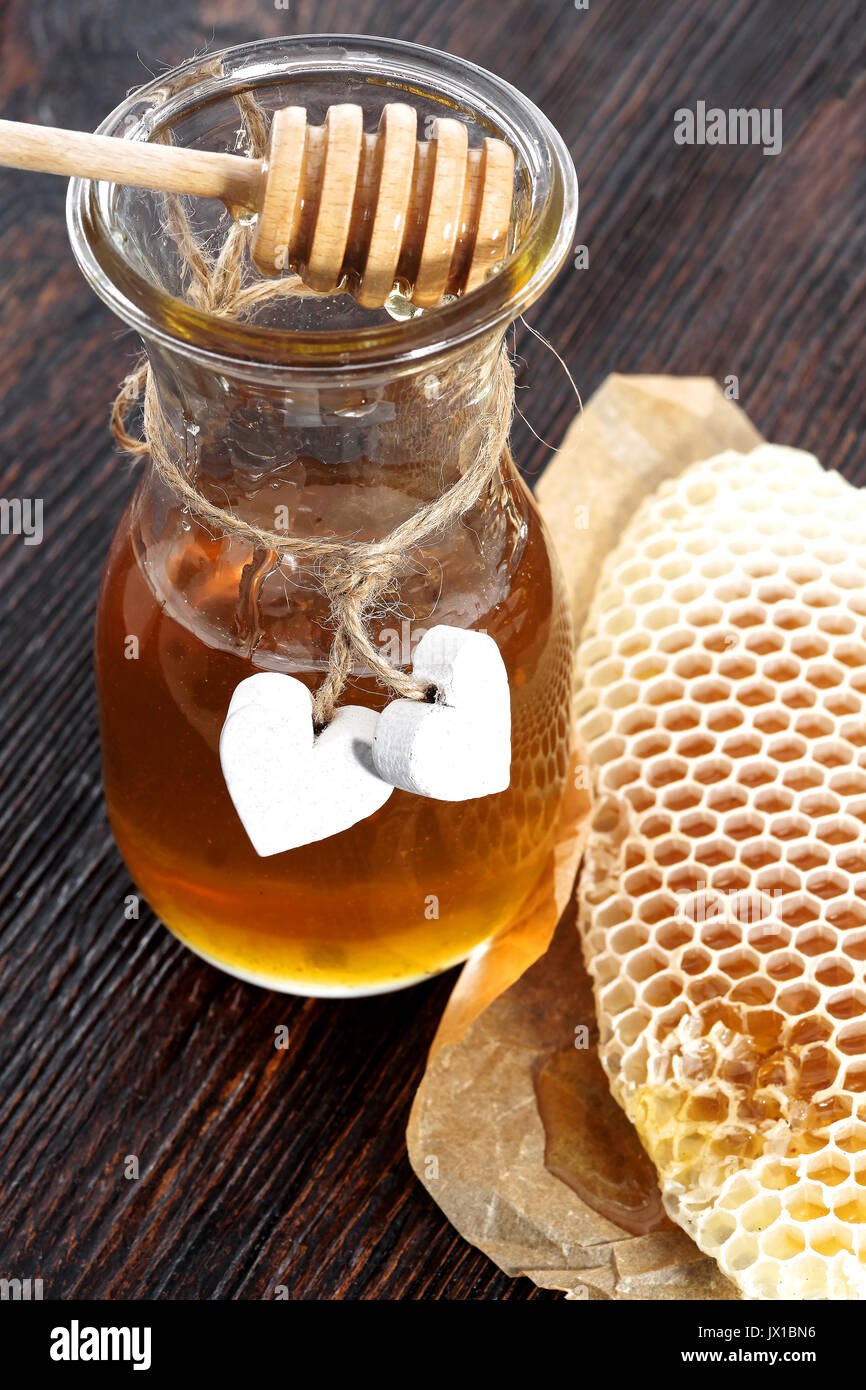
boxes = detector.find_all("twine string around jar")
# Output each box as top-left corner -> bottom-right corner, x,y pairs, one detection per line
110,72 -> 516,726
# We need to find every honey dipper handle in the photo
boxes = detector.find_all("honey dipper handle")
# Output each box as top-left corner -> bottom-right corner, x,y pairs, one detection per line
0,119 -> 262,208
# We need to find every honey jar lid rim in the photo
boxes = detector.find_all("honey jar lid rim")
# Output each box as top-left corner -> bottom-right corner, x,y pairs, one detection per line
66,33 -> 578,381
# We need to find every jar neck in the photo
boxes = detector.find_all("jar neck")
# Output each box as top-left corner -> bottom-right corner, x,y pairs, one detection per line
144,328 -> 509,543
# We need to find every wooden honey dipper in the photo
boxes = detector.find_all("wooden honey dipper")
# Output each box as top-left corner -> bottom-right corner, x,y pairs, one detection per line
0,103 -> 515,308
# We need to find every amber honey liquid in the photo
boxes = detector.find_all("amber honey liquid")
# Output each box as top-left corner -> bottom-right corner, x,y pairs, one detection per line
95,478 -> 574,994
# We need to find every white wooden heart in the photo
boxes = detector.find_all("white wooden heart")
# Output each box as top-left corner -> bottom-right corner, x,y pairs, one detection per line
220,672 -> 393,856
372,625 -> 511,801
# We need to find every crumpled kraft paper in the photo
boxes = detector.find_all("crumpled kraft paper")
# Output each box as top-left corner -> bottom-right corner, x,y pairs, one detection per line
407,375 -> 763,1299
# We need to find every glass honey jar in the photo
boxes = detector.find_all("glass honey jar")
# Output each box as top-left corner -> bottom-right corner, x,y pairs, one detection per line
67,35 -> 579,995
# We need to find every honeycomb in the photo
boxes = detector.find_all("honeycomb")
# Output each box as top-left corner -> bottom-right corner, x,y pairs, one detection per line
575,445 -> 866,1300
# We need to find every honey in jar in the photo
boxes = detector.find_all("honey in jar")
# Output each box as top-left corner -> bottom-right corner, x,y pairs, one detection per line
69,36 -> 580,995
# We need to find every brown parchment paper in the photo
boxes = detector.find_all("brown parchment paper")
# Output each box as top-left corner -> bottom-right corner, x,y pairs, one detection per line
407,375 -> 764,1299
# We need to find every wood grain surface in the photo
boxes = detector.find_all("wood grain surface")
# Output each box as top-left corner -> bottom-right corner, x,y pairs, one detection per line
0,0 -> 863,1301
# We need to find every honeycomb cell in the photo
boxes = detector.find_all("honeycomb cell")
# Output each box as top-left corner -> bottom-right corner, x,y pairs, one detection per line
827,991 -> 866,1020
576,446 -> 866,1299
749,923 -> 793,953
740,839 -> 782,870
622,866 -> 663,898
740,1193 -> 781,1233
831,770 -> 866,797
837,1024 -> 866,1056
780,893 -> 820,928
806,869 -> 847,899
827,900 -> 866,931
765,951 -> 805,982
711,866 -> 750,894
814,958 -> 854,988
643,974 -> 683,1008
659,627 -> 698,655
786,844 -> 829,872
761,1225 -> 806,1260
723,1234 -> 760,1271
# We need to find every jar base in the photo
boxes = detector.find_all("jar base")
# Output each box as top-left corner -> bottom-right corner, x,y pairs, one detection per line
167,927 -> 473,997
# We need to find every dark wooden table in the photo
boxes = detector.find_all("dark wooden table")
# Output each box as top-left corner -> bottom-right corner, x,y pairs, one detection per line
0,0 -> 863,1301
